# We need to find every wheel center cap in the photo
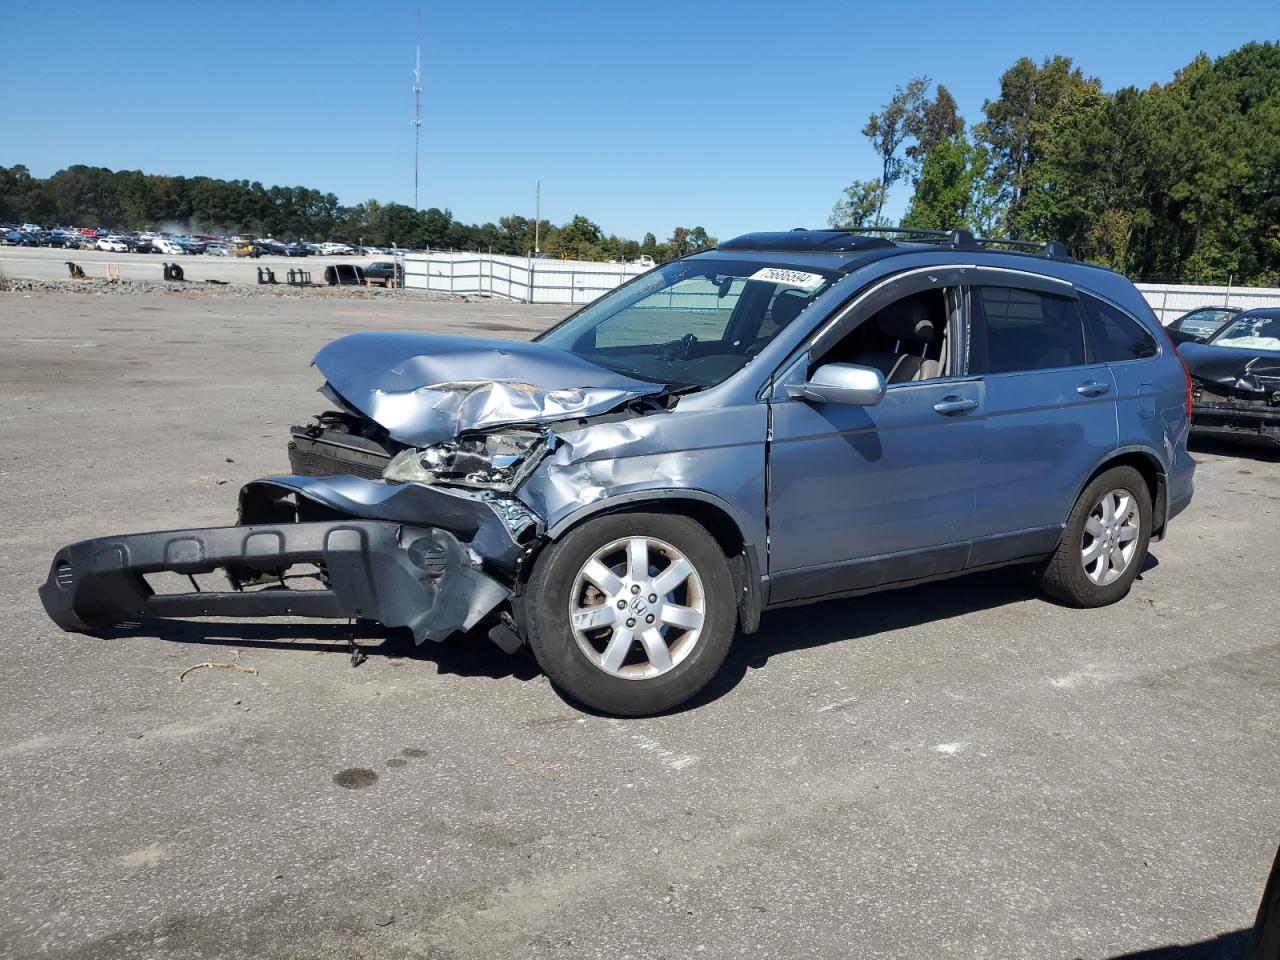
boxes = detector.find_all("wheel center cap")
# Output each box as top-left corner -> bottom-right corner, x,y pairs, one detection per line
629,595 -> 649,617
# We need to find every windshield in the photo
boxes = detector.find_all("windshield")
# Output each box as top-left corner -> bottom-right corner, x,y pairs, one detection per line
1174,309 -> 1233,338
536,257 -> 838,389
1210,313 -> 1280,352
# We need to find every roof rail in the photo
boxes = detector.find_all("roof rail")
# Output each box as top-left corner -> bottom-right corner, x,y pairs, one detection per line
849,227 -> 1073,260
848,226 -> 953,241
967,234 -> 1073,260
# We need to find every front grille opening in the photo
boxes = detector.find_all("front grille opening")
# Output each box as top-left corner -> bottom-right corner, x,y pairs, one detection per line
54,561 -> 74,590
236,562 -> 328,593
143,564 -> 329,595
144,570 -> 226,595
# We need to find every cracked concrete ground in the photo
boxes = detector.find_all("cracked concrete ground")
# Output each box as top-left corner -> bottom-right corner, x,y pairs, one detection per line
1,290 -> 1276,959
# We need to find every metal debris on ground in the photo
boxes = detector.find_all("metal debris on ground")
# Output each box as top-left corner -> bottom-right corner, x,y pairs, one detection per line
374,915 -> 395,927
177,650 -> 258,683
346,618 -> 366,668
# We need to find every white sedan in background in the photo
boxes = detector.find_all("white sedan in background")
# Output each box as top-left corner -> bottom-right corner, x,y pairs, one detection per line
151,237 -> 185,255
96,237 -> 130,253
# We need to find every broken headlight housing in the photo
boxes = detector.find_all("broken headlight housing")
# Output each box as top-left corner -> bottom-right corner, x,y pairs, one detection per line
383,428 -> 546,491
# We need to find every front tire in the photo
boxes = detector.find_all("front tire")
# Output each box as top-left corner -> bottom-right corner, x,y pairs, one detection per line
1038,465 -> 1152,607
523,512 -> 736,716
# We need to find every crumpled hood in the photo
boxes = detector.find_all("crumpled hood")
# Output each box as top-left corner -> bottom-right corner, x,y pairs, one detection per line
1179,341 -> 1280,396
313,332 -> 666,446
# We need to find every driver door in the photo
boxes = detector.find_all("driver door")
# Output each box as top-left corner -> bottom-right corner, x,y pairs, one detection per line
766,270 -> 981,604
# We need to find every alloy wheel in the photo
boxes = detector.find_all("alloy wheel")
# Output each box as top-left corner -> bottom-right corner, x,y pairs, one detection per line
1081,487 -> 1140,585
568,536 -> 706,680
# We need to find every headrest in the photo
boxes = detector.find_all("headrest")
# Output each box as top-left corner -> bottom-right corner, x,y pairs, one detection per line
877,297 -> 937,341
771,291 -> 807,329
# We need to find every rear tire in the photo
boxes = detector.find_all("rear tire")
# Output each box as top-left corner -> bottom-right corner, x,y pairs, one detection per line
523,512 -> 736,716
1038,465 -> 1151,607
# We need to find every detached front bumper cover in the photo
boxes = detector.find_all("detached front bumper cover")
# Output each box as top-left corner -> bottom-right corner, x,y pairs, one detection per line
39,519 -> 508,643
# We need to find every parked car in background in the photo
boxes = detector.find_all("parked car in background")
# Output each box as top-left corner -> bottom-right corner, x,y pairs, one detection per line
319,242 -> 354,255
96,236 -> 130,253
285,242 -> 311,257
151,237 -> 185,256
362,260 -> 402,284
322,263 -> 366,285
39,228 -> 1196,716
1166,305 -> 1241,344
205,243 -> 233,257
1179,308 -> 1280,447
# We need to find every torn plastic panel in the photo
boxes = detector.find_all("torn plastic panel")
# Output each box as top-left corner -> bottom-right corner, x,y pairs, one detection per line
240,475 -> 539,574
38,519 -> 507,644
312,332 -> 666,446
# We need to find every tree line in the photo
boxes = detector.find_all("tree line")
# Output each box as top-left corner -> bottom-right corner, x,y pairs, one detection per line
833,41 -> 1280,285
5,41 -> 1274,281
0,164 -> 715,264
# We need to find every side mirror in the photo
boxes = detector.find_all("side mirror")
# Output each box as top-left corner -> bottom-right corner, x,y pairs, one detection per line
787,362 -> 886,406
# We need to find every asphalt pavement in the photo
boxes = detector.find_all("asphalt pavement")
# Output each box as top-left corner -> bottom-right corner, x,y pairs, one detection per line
0,289 -> 1276,959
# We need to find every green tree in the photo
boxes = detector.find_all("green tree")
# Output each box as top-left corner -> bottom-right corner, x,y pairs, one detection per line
828,179 -> 887,229
862,76 -> 929,223
975,55 -> 1101,234
905,84 -> 964,175
549,214 -> 605,259
901,137 -> 977,231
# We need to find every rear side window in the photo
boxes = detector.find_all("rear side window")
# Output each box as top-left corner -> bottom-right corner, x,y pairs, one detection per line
1083,295 -> 1158,362
970,286 -> 1086,374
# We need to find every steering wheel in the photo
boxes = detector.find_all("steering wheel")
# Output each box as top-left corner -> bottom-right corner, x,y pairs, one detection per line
657,333 -> 698,362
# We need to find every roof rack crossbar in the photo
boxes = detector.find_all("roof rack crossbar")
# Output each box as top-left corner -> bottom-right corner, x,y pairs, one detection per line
846,227 -> 1073,260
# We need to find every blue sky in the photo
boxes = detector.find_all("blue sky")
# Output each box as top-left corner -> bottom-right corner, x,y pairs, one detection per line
1,1 -> 1274,240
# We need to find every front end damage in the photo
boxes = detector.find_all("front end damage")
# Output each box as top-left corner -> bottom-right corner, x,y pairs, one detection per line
1183,348 -> 1280,446
38,331 -> 677,648
39,477 -> 535,644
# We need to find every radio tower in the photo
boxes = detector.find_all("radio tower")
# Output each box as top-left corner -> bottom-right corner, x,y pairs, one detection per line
412,9 -> 422,210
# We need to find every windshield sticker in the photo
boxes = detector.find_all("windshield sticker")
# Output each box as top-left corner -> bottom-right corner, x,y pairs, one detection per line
749,267 -> 825,290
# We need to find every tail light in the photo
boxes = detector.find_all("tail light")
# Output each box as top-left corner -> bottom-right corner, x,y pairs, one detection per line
1158,321 -> 1193,417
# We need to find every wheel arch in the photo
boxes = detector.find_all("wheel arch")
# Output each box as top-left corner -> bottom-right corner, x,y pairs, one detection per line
1075,447 -> 1168,538
539,490 -> 764,633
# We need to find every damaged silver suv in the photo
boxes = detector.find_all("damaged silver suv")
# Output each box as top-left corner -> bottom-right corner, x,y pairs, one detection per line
40,229 -> 1196,716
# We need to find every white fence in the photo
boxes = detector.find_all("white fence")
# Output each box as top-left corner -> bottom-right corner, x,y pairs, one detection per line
404,251 -> 1280,321
402,252 -> 649,305
1135,282 -> 1280,324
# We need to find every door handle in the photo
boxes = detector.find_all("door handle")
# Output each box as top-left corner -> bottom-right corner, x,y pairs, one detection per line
1076,380 -> 1111,397
933,395 -> 979,415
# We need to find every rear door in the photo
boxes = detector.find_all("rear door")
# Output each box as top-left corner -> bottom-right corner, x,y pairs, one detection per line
967,277 -> 1118,566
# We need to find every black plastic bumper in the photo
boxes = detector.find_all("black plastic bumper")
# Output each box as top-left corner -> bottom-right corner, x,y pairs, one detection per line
1191,403 -> 1280,446
38,520 -> 508,643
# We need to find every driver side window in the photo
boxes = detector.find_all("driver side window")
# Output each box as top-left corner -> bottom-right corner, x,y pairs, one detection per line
815,288 -> 954,384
